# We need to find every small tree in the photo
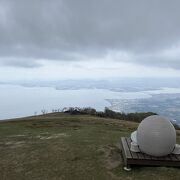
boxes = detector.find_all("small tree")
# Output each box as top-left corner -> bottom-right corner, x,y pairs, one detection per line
41,109 -> 47,115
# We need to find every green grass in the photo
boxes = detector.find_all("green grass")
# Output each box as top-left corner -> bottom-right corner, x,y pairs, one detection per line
0,113 -> 179,180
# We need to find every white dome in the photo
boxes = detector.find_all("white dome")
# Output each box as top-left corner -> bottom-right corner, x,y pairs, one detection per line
137,115 -> 176,157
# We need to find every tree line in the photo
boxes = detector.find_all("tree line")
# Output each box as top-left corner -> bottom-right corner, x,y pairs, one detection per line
63,107 -> 157,123
37,107 -> 179,129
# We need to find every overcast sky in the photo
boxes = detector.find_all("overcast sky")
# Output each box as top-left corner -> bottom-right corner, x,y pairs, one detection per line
1,0 -> 180,81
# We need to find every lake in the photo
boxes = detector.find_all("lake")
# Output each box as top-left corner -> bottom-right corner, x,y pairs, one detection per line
0,84 -> 180,125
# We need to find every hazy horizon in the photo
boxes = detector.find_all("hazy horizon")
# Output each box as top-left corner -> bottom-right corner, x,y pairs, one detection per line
0,77 -> 180,126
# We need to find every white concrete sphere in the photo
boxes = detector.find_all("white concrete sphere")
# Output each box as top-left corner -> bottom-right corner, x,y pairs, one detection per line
137,115 -> 176,157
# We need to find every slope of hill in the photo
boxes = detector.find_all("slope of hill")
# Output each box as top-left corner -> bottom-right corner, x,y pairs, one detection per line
0,113 -> 179,180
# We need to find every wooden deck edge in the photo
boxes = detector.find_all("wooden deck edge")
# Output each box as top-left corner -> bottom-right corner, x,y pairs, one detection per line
120,137 -> 180,168
120,137 -> 128,167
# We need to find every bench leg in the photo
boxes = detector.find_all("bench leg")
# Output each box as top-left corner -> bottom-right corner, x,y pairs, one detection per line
123,165 -> 131,171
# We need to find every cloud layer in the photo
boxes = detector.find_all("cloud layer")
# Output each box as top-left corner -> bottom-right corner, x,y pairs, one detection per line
0,0 -> 180,70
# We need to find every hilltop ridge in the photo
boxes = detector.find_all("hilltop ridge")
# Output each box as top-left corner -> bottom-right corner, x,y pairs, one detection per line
0,113 -> 179,180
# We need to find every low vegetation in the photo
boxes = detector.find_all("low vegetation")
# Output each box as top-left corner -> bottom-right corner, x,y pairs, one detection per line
0,112 -> 179,180
64,107 -> 179,129
64,107 -> 157,122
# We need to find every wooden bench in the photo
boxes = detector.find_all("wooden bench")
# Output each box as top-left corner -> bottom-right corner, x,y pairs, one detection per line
121,137 -> 180,169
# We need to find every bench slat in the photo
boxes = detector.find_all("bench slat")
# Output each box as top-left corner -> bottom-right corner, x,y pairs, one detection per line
121,137 -> 180,167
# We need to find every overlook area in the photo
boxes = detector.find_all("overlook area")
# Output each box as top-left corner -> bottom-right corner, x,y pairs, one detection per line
0,113 -> 179,180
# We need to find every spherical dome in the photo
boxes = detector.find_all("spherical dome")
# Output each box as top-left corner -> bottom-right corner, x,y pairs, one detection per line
137,115 -> 176,157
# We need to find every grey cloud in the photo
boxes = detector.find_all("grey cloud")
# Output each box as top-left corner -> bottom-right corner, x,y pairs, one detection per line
0,58 -> 42,68
134,54 -> 180,70
0,0 -> 180,69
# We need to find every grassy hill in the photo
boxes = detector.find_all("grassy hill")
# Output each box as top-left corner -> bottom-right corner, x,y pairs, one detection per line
0,113 -> 179,180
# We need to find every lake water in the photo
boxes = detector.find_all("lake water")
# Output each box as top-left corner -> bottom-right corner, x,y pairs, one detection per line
0,84 -> 180,125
